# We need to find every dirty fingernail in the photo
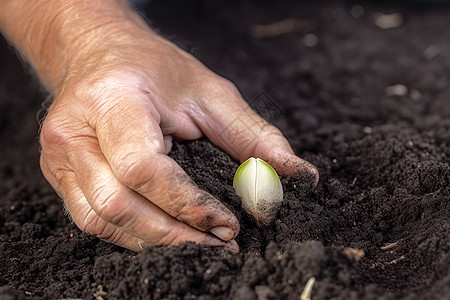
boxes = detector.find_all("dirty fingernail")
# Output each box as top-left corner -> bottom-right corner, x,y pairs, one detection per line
285,154 -> 320,186
225,240 -> 240,253
210,226 -> 234,241
304,161 -> 320,186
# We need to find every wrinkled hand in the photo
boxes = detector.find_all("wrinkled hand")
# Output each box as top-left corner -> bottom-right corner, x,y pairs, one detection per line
39,27 -> 318,252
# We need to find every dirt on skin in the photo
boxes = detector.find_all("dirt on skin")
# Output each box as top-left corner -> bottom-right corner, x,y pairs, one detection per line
1,1 -> 450,299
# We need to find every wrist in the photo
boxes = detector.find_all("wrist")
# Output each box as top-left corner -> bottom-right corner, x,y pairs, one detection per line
0,0 -> 154,92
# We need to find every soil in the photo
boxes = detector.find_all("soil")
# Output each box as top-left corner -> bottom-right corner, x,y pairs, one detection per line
1,1 -> 450,299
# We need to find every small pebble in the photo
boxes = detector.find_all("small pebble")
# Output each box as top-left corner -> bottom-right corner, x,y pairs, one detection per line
385,84 -> 408,96
410,89 -> 422,101
343,247 -> 365,261
303,33 -> 319,47
255,286 -> 276,300
423,44 -> 440,60
374,13 -> 403,29
363,126 -> 373,134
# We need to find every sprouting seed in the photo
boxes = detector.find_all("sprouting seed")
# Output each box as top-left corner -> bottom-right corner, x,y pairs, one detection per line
233,157 -> 283,226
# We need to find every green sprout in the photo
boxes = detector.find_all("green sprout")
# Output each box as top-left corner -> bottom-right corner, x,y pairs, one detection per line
233,157 -> 283,226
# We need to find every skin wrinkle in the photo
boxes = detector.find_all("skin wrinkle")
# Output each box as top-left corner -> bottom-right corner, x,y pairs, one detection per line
185,101 -> 216,138
64,136 -> 100,169
156,226 -> 180,246
155,163 -> 193,206
90,182 -> 144,235
175,102 -> 205,139
34,14 -> 65,87
107,227 -> 124,245
2,0 -> 156,91
91,182 -> 122,221
86,213 -> 120,244
109,201 -> 140,233
52,169 -> 75,193
115,152 -> 159,190
75,70 -> 162,129
40,105 -> 90,147
23,1 -> 80,90
67,19 -> 147,56
81,206 -> 104,235
79,72 -> 140,103
139,226 -> 175,248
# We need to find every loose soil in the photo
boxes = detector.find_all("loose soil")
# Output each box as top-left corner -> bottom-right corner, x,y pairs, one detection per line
1,1 -> 450,299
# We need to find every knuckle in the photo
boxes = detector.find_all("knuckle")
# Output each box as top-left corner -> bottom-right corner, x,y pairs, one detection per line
91,183 -> 131,226
79,208 -> 103,235
39,103 -> 86,152
152,229 -> 178,247
261,124 -> 283,138
72,69 -> 143,107
79,209 -> 121,243
204,77 -> 240,98
40,115 -> 69,148
177,192 -> 210,224
162,232 -> 182,247
114,152 -> 157,190
140,230 -> 179,248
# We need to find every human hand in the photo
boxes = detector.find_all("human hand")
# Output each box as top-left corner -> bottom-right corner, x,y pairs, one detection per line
1,1 -> 319,252
39,25 -> 318,251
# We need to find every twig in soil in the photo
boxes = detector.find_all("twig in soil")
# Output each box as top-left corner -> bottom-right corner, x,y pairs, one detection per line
380,238 -> 406,251
343,247 -> 365,262
300,276 -> 316,300
385,84 -> 408,97
386,255 -> 406,265
373,13 -> 403,29
249,19 -> 309,38
423,44 -> 440,61
93,284 -> 107,300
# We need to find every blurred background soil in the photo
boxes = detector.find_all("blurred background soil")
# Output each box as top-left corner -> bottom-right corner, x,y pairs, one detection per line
1,1 -> 450,299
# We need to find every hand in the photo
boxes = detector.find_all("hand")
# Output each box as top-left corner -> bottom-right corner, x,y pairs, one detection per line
34,7 -> 319,253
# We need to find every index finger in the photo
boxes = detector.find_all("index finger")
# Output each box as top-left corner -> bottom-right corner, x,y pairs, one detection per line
89,91 -> 240,241
193,80 -> 319,184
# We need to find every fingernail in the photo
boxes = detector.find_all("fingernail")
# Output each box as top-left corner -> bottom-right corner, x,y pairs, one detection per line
210,226 -> 234,241
304,162 -> 320,186
225,240 -> 240,253
283,154 -> 320,185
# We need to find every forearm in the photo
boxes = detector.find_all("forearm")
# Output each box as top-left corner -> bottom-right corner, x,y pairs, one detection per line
0,0 -> 152,92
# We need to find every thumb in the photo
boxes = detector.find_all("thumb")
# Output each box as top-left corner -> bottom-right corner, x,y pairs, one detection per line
193,81 -> 319,184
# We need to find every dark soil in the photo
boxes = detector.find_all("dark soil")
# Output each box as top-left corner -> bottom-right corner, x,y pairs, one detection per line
1,1 -> 450,299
